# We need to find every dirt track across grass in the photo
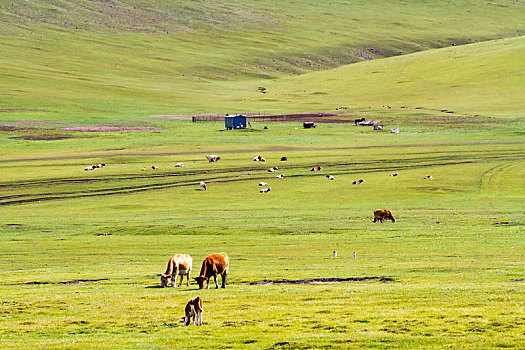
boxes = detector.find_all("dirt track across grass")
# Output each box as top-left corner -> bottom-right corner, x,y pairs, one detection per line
1,141 -> 524,163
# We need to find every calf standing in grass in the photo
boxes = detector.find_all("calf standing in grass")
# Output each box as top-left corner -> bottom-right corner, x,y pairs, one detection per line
183,296 -> 203,326
200,182 -> 207,190
161,254 -> 192,288
194,253 -> 229,289
373,209 -> 396,223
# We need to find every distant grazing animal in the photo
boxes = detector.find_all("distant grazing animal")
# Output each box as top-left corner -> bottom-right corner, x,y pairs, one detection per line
390,173 -> 398,177
161,254 -> 192,288
253,155 -> 266,162
373,209 -> 396,223
200,182 -> 207,190
352,179 -> 364,184
194,253 -> 229,289
268,166 -> 278,172
423,175 -> 433,179
175,163 -> 184,167
259,182 -> 270,186
280,157 -> 287,161
84,166 -> 95,171
354,117 -> 366,125
141,167 -> 147,171
183,296 -> 203,326
260,187 -> 271,193
310,166 -> 322,172
276,174 -> 284,178
326,175 -> 335,180
206,155 -> 220,163
152,166 -> 159,170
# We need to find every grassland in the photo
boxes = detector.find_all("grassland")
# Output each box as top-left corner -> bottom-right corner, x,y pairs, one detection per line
1,0 -> 524,121
1,0 -> 524,349
1,118 -> 524,349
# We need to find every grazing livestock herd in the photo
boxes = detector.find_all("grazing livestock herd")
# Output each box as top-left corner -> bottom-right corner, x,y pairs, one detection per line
160,253 -> 229,326
85,153 -> 433,326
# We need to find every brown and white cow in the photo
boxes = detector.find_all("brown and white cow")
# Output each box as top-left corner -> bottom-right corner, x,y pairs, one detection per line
183,296 -> 203,326
373,209 -> 396,223
194,253 -> 229,289
160,254 -> 192,288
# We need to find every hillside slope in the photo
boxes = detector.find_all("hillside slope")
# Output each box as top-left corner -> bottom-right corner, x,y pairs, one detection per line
250,36 -> 525,117
0,0 -> 524,120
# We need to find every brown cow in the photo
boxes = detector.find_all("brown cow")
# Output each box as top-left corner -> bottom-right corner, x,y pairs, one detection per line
160,254 -> 192,288
373,209 -> 396,223
183,296 -> 203,326
194,253 -> 229,289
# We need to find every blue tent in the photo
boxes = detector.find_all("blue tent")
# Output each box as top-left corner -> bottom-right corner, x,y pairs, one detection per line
225,115 -> 247,129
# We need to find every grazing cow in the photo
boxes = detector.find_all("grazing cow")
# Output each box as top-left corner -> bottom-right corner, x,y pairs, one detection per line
268,166 -> 278,172
354,117 -> 366,125
424,175 -> 433,179
175,163 -> 184,167
152,166 -> 159,170
276,174 -> 284,178
373,209 -> 396,223
310,166 -> 322,172
260,187 -> 271,193
259,182 -> 270,186
253,155 -> 266,162
280,157 -> 287,161
206,155 -> 220,163
326,175 -> 335,180
84,166 -> 95,171
390,173 -> 398,177
200,182 -> 207,191
161,254 -> 192,288
352,179 -> 364,184
194,253 -> 229,289
141,167 -> 147,171
183,296 -> 203,326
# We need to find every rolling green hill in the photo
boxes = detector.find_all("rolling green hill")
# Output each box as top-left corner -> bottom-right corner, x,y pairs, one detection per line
251,36 -> 525,117
0,0 -> 524,121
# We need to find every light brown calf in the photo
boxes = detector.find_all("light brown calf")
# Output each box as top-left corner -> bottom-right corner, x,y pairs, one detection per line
183,296 -> 203,326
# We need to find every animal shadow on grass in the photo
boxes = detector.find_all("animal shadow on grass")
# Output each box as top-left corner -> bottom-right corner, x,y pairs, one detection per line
146,284 -> 201,290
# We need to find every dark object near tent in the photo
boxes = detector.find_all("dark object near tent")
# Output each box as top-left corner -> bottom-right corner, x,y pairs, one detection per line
303,122 -> 316,128
225,115 -> 247,129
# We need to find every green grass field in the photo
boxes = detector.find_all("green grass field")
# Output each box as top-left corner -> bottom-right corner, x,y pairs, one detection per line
1,120 -> 524,349
1,1 -> 524,349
